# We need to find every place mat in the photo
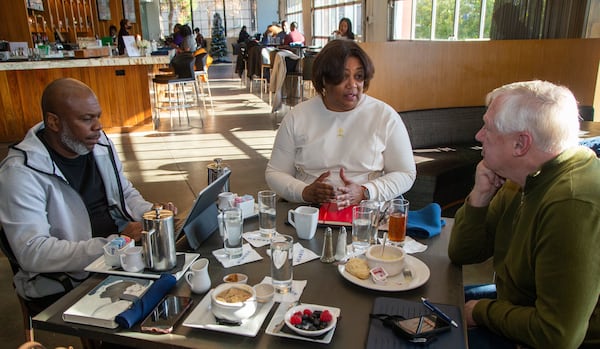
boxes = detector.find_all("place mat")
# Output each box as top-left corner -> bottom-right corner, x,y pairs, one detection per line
266,242 -> 320,266
260,276 -> 307,303
212,244 -> 263,268
366,297 -> 465,349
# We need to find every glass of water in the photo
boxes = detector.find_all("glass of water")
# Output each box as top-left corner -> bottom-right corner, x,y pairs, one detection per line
360,200 -> 381,244
223,207 -> 243,259
258,190 -> 277,238
270,234 -> 293,293
352,206 -> 373,253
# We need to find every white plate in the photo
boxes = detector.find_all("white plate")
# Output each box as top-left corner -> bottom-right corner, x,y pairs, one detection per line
265,302 -> 340,344
337,255 -> 430,291
182,289 -> 275,337
84,252 -> 199,281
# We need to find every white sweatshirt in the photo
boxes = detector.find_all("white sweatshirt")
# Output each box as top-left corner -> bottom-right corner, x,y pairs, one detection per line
266,94 -> 416,202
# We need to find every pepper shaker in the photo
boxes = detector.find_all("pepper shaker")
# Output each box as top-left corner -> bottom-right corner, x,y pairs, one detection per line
335,226 -> 347,261
320,227 -> 335,263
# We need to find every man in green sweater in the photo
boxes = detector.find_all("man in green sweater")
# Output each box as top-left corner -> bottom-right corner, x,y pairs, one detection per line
448,80 -> 600,348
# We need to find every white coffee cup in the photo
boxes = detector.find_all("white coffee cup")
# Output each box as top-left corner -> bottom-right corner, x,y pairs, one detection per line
288,206 -> 319,240
119,246 -> 145,273
218,192 -> 236,211
185,258 -> 211,294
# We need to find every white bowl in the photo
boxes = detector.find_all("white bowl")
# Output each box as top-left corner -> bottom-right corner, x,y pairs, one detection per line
365,244 -> 405,277
284,304 -> 337,337
253,283 -> 274,303
222,273 -> 248,284
210,283 -> 257,322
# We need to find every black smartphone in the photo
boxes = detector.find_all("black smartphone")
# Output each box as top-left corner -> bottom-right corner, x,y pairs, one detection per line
140,295 -> 193,334
393,314 -> 451,340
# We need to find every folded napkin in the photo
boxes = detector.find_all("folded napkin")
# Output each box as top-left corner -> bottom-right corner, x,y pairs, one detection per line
260,276 -> 307,303
114,273 -> 176,329
407,203 -> 446,239
266,242 -> 320,266
243,230 -> 279,247
212,243 -> 263,268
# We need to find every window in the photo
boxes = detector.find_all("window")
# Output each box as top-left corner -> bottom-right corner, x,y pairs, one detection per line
390,0 -> 494,40
285,0 -> 361,47
285,0 -> 303,34
158,0 -> 257,39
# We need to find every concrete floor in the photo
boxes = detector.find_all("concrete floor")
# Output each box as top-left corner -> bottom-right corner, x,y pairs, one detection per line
0,63 -> 493,348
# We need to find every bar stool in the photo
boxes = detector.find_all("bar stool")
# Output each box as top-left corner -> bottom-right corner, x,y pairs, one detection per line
193,50 -> 215,114
152,53 -> 202,129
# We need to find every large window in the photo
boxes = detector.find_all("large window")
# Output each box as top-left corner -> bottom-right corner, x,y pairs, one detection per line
285,0 -> 361,47
158,0 -> 257,39
285,0 -> 303,34
391,0 -> 494,40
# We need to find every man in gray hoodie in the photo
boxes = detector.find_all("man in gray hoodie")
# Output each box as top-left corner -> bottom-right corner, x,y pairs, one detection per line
0,78 -> 175,304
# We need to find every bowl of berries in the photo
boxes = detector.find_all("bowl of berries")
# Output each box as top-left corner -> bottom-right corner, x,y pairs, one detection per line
284,304 -> 337,337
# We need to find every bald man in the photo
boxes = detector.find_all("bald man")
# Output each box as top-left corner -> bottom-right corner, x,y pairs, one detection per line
0,78 -> 172,304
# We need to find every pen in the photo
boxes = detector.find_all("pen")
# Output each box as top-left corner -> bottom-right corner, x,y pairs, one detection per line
421,297 -> 459,328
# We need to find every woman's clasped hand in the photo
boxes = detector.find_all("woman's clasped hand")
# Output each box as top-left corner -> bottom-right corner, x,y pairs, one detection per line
302,169 -> 365,208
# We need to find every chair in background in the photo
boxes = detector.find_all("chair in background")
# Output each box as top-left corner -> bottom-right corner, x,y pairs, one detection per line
194,50 -> 215,114
301,53 -> 316,98
152,52 -> 202,129
232,42 -> 247,87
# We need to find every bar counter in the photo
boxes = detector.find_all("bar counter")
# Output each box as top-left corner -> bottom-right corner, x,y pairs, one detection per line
0,55 -> 170,143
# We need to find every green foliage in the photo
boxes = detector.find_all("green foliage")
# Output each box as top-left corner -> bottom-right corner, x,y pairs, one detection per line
415,0 -> 495,40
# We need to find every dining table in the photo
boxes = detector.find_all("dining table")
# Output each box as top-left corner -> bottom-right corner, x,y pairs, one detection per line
32,201 -> 465,348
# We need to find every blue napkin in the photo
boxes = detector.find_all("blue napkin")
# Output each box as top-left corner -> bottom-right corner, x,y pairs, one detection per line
115,273 -> 176,329
407,203 -> 446,239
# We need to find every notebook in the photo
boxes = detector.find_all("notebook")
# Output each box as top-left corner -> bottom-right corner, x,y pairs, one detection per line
318,202 -> 355,226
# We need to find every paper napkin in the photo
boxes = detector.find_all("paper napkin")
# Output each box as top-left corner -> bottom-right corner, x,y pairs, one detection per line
242,230 -> 278,247
212,243 -> 263,268
373,237 -> 427,254
260,276 -> 307,303
266,242 -> 320,266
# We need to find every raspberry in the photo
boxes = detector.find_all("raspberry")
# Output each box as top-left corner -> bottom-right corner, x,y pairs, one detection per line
293,311 -> 302,317
303,309 -> 313,316
290,314 -> 302,325
320,310 -> 333,322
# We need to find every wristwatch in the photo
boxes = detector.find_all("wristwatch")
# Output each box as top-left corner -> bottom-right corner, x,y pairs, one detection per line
361,186 -> 370,200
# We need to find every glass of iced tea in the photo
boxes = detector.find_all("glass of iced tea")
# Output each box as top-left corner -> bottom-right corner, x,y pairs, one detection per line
388,199 -> 409,246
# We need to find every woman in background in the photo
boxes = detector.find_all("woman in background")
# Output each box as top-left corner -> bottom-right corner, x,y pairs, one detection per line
265,40 -> 415,206
332,18 -> 355,40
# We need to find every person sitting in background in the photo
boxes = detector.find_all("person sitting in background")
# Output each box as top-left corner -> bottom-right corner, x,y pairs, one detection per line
283,21 -> 305,46
176,24 -> 195,53
0,78 -> 176,306
117,18 -> 132,55
266,40 -> 416,206
109,24 -> 118,45
276,20 -> 288,43
194,27 -> 206,48
238,25 -> 251,44
448,80 -> 600,348
332,17 -> 355,40
169,23 -> 183,49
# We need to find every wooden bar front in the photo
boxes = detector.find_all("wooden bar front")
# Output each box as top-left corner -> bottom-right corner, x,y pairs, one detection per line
0,56 -> 168,143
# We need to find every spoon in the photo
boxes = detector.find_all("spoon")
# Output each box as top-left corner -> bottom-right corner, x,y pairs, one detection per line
381,233 -> 388,257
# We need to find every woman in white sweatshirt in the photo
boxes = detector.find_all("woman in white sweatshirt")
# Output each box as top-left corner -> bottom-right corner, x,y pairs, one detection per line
266,40 -> 416,208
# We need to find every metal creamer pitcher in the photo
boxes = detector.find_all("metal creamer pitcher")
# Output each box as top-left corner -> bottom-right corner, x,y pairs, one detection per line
142,208 -> 177,271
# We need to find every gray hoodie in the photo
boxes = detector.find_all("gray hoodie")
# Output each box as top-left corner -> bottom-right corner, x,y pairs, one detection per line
0,122 -> 152,298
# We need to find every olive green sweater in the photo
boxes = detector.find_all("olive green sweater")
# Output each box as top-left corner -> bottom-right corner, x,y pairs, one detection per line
449,147 -> 600,348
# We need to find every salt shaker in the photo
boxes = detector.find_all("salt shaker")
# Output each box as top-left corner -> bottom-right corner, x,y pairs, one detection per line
335,226 -> 347,261
320,227 -> 335,263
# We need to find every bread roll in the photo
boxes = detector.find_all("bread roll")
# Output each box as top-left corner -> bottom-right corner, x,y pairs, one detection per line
346,258 -> 370,280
